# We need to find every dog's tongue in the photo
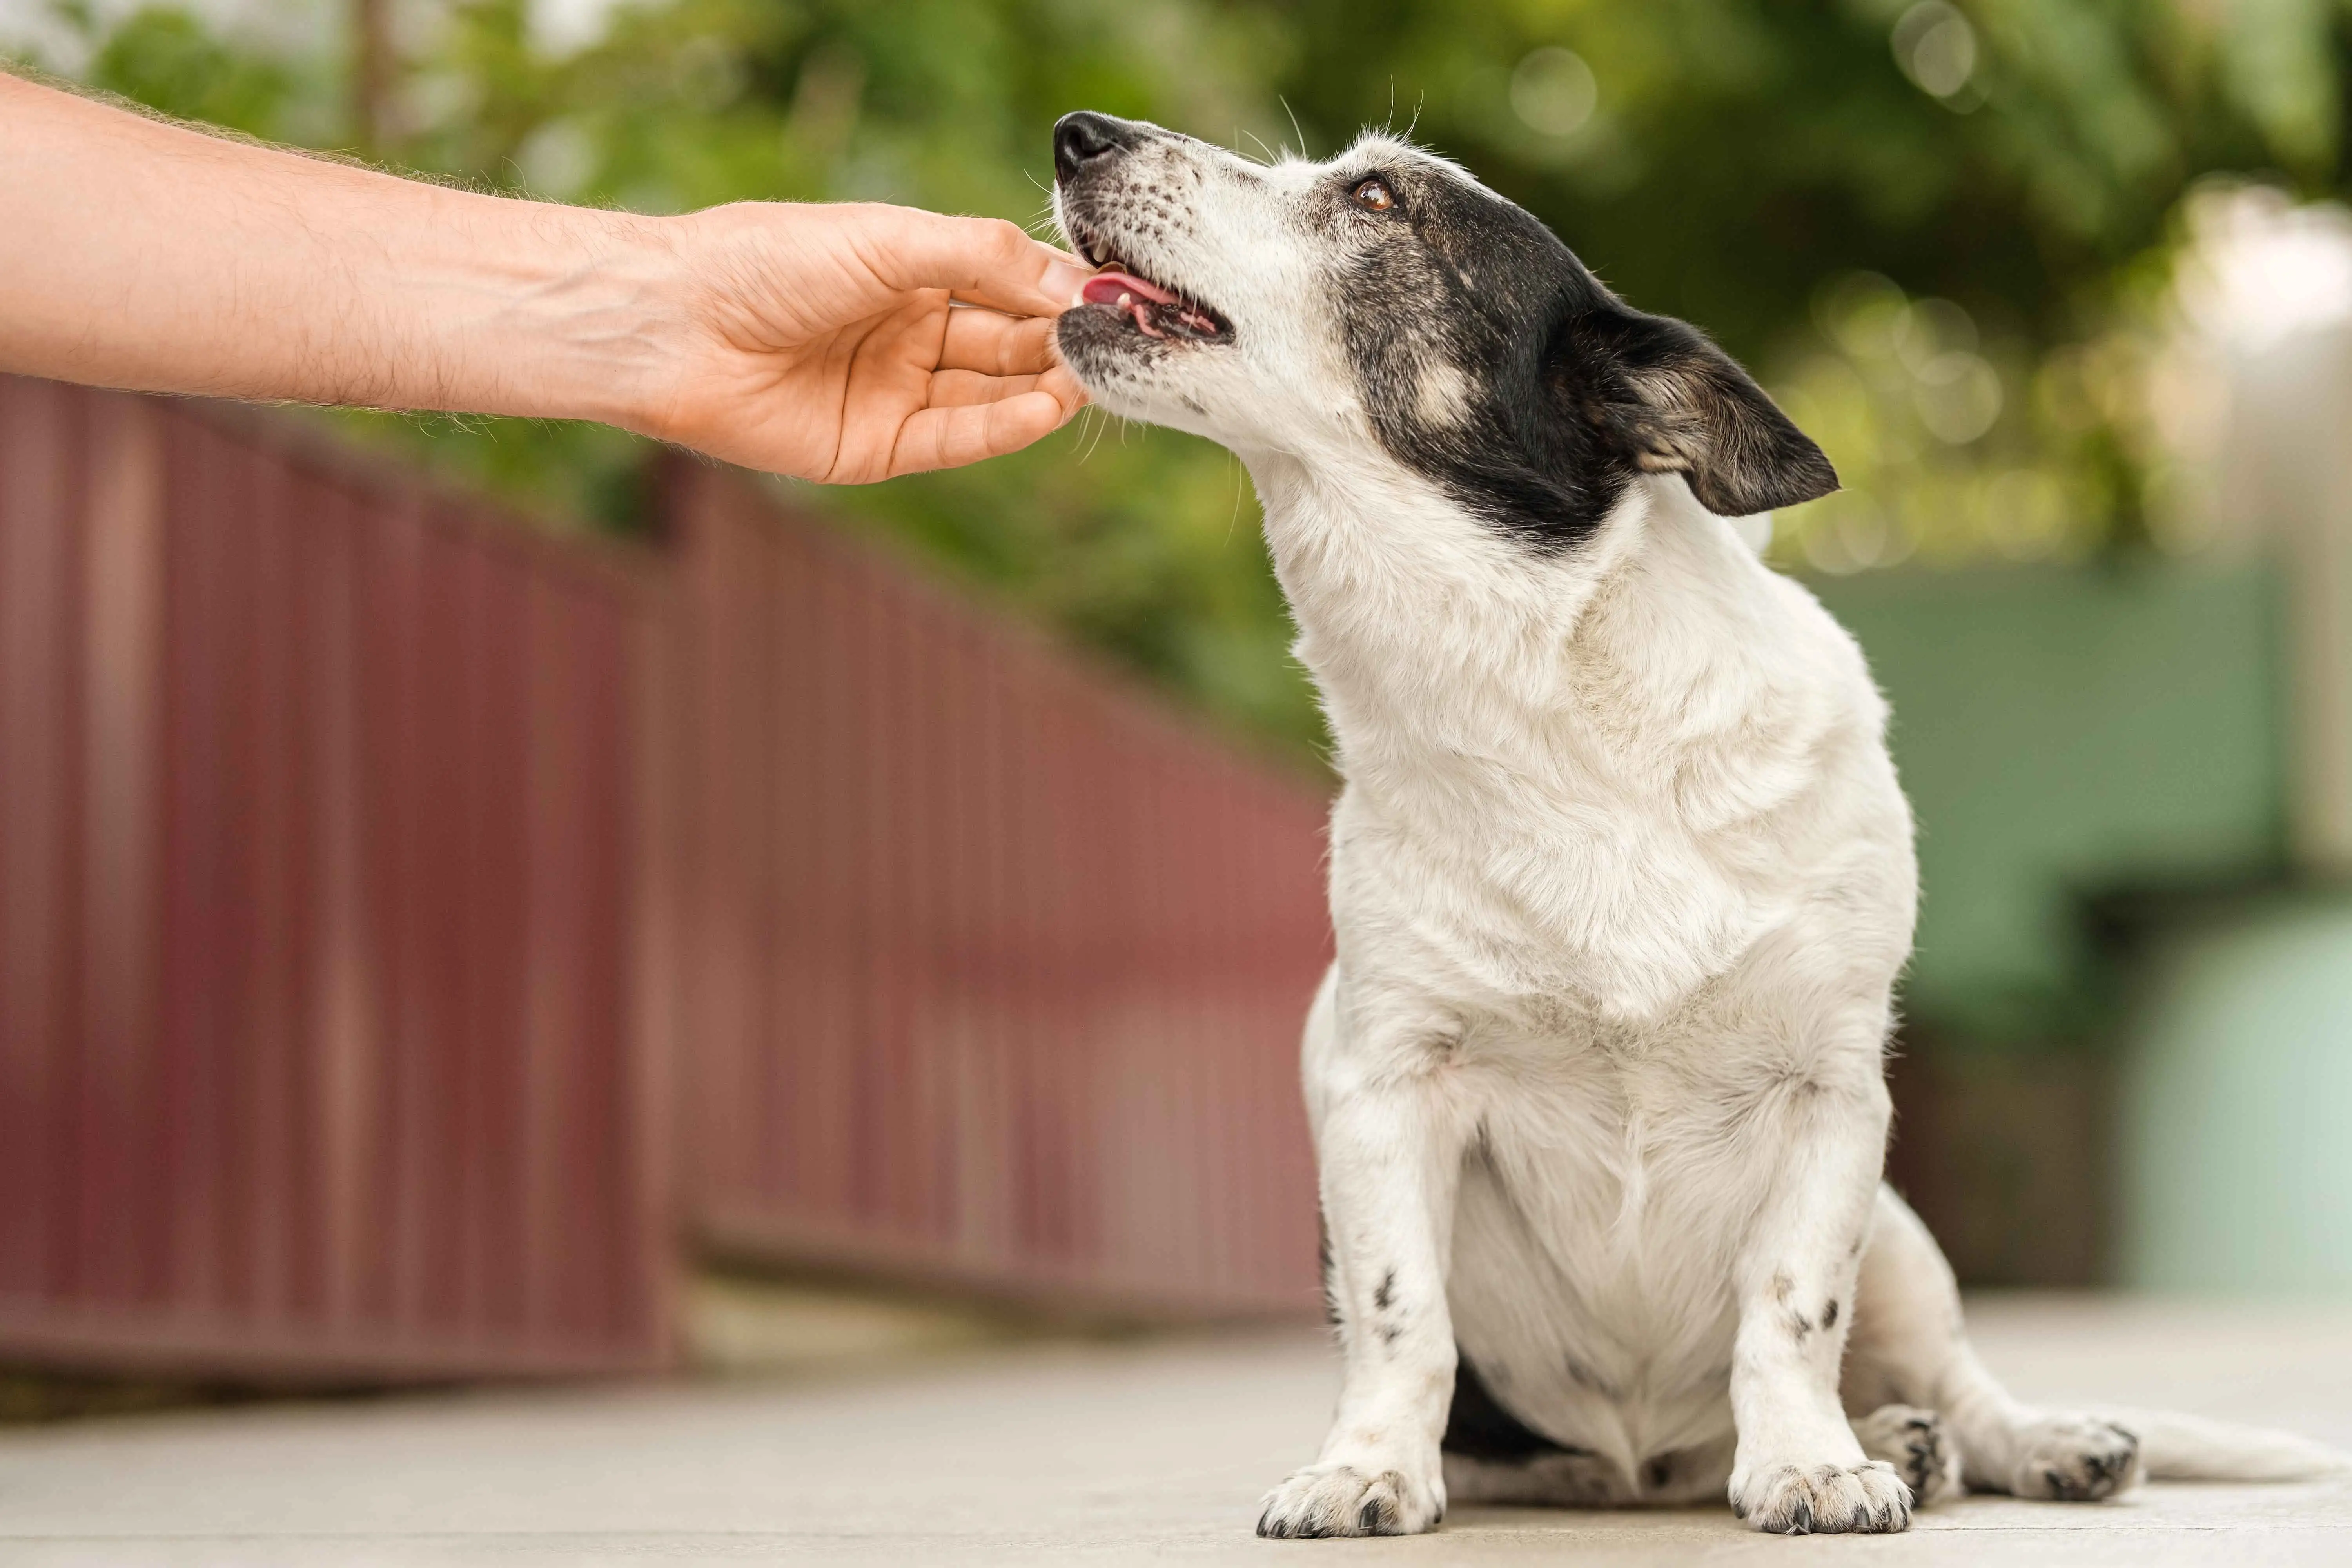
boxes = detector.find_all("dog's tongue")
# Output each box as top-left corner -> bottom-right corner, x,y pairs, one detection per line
1082,269 -> 1178,307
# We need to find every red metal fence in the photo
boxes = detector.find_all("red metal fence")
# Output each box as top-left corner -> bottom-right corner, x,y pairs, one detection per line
0,376 -> 1328,1379
0,378 -> 671,1377
664,466 -> 1328,1314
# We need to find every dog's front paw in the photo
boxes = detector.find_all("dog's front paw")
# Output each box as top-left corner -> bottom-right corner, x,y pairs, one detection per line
1256,1460 -> 1443,1538
2009,1416 -> 2142,1501
1730,1459 -> 1912,1535
1852,1404 -> 1963,1507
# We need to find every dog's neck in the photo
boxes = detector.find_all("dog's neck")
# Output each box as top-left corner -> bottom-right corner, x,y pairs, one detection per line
1246,453 -> 1871,1020
1247,454 -> 1826,806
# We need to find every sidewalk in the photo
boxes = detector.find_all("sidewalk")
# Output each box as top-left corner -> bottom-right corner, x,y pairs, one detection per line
2,1295 -> 2347,1565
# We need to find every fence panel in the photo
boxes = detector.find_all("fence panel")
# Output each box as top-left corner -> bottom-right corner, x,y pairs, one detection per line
664,464 -> 1330,1316
0,379 -> 671,1378
0,377 -> 1331,1383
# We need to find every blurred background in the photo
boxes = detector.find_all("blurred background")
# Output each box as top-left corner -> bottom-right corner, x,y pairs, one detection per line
4,0 -> 2352,1412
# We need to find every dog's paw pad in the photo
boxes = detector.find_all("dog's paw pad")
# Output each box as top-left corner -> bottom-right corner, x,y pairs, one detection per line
2011,1416 -> 2142,1501
1853,1404 -> 1963,1507
1257,1463 -> 1440,1538
1730,1459 -> 1912,1535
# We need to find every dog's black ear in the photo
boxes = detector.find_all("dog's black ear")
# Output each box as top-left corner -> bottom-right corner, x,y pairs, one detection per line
1561,307 -> 1838,517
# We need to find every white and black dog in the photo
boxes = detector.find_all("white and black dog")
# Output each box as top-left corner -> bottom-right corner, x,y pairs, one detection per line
1048,111 -> 2347,1537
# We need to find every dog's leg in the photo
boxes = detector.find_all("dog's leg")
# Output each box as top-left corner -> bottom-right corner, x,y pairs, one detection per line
1724,1064 -> 1914,1534
1257,976 -> 1470,1539
1844,1185 -> 2143,1501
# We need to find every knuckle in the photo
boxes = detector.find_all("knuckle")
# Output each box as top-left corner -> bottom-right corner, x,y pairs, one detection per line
976,217 -> 1028,258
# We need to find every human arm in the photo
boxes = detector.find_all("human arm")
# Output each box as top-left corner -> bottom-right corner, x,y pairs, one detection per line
0,72 -> 1091,481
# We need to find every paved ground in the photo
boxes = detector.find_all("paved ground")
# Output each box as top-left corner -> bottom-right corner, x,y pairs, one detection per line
2,1295 -> 2348,1565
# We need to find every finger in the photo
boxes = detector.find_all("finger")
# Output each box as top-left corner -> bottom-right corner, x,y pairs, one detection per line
888,378 -> 1086,477
927,369 -> 1043,408
940,308 -> 1061,377
1037,362 -> 1086,409
849,208 -> 1093,318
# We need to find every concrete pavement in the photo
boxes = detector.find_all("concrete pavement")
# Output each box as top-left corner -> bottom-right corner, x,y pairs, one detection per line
2,1294 -> 2348,1565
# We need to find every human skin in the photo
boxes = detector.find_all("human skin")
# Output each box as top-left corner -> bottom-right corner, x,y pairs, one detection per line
0,72 -> 1092,481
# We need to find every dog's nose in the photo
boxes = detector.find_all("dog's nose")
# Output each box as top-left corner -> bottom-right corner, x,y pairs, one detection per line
1053,111 -> 1139,181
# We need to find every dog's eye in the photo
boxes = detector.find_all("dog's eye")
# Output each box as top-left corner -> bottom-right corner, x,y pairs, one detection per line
1350,177 -> 1397,212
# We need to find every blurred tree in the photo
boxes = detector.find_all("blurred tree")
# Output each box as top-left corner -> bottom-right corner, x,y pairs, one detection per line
1263,0 -> 2351,572
9,0 -> 2350,753
351,0 -> 392,149
64,1 -> 296,129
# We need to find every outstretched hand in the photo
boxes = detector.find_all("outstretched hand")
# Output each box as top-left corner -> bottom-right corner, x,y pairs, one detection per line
0,75 -> 1091,481
637,203 -> 1094,483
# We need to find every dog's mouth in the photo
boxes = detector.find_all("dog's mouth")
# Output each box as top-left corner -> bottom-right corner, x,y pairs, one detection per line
1063,218 -> 1232,345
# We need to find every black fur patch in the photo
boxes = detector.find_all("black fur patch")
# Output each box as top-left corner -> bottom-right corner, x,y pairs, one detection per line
1441,1349 -> 1593,1461
1568,308 -> 1838,518
1317,1218 -> 1339,1328
1327,156 -> 1835,549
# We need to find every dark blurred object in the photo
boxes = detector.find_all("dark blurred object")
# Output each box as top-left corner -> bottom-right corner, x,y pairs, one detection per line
1885,1033 -> 2114,1289
350,0 -> 396,152
0,376 -> 1330,1386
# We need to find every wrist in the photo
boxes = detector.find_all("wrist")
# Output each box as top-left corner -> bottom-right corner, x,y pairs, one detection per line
464,203 -> 701,435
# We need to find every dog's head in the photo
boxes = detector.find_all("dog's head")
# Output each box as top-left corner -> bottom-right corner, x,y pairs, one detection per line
1051,111 -> 1836,548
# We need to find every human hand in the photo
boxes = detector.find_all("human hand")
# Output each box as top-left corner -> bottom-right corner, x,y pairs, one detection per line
630,202 -> 1093,483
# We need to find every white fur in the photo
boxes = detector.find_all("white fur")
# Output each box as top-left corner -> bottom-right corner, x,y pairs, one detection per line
1054,125 -> 2348,1537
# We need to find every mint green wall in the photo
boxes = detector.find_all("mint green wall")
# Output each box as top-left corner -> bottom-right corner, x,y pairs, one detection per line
1809,564 -> 2288,1040
2118,895 -> 2352,1292
1810,562 -> 2350,1294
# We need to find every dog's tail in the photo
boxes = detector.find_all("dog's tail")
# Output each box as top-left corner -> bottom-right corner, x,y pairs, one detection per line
2116,1408 -> 2351,1481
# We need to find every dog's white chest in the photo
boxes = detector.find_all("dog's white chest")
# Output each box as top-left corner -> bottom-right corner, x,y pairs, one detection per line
1439,1032 -> 1777,1467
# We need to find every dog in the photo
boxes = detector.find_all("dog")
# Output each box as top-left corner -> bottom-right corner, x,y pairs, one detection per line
1047,110 -> 2348,1537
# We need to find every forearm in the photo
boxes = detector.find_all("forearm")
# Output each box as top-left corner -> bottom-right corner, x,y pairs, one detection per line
0,73 -> 681,425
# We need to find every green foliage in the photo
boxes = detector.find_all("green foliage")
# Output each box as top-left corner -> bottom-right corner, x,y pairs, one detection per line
1262,0 -> 2350,572
817,423 -> 1321,757
76,3 -> 296,132
13,0 -> 2352,757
